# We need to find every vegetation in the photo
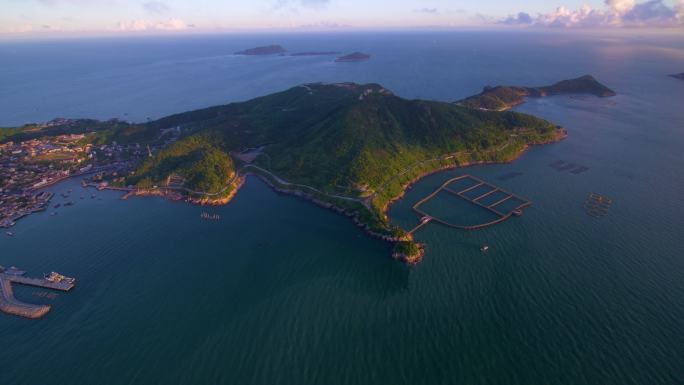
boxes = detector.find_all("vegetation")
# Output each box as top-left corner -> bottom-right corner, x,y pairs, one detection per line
0,119 -> 155,145
2,81 -> 570,260
457,75 -> 616,110
127,83 -> 559,237
128,134 -> 234,194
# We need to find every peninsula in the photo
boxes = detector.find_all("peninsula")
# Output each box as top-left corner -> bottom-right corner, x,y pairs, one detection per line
669,73 -> 684,81
457,75 -> 616,111
1,76 -> 616,263
235,45 -> 287,55
335,52 -> 371,62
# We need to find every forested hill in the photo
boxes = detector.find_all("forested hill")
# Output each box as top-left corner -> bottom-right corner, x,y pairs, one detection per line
131,82 -> 557,199
457,75 -> 616,111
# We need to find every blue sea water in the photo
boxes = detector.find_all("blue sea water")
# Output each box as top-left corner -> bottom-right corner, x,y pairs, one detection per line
0,31 -> 683,384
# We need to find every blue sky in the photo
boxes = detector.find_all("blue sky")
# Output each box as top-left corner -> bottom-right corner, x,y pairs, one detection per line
1,0 -> 683,34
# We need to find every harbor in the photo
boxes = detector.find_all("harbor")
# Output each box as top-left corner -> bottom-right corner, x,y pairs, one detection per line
0,266 -> 75,319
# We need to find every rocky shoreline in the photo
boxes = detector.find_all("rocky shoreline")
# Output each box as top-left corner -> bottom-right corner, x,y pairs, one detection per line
101,129 -> 565,265
243,172 -> 404,243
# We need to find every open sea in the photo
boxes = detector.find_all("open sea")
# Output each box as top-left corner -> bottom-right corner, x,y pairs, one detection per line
0,31 -> 683,384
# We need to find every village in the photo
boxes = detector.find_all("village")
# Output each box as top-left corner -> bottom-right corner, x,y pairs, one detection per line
0,133 -> 152,229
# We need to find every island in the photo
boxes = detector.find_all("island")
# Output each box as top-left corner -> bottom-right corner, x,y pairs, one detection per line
669,73 -> 684,81
1,76 -> 616,263
335,52 -> 371,62
457,75 -> 617,111
235,45 -> 287,55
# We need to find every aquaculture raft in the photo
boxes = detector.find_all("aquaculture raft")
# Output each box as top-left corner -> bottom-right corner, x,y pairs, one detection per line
408,174 -> 531,234
584,192 -> 612,217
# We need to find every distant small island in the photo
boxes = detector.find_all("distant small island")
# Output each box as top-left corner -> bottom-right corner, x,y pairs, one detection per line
235,45 -> 287,55
458,75 -> 617,111
669,73 -> 684,81
290,51 -> 340,56
335,52 -> 371,62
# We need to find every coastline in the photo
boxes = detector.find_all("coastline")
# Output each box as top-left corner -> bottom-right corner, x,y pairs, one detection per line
72,129 -> 565,265
378,128 -> 568,221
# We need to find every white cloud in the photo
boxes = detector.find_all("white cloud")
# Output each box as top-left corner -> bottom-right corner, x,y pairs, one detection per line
501,0 -> 684,28
115,18 -> 188,31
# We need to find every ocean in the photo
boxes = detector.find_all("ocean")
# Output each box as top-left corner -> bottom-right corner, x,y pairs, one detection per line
0,31 -> 683,384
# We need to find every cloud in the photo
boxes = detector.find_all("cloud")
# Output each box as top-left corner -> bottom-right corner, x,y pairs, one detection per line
142,1 -> 170,14
115,18 -> 188,31
415,8 -> 439,15
501,12 -> 533,25
501,0 -> 684,28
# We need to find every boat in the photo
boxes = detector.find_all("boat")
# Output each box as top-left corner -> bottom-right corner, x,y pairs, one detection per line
44,271 -> 76,285
54,203 -> 61,208
480,245 -> 489,252
50,212 -> 57,216
6,231 -> 14,237
512,209 -> 523,216
64,201 -> 74,206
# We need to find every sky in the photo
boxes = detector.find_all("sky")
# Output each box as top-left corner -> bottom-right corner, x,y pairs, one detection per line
1,0 -> 683,35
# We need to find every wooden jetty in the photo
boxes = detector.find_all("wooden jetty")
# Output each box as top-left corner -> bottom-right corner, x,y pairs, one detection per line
0,267 -> 74,319
408,174 -> 531,234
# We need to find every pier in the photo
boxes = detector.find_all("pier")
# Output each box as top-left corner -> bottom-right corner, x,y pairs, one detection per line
0,266 -> 74,319
408,175 -> 531,234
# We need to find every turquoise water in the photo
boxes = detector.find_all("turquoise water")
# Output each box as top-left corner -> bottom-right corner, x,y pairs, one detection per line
1,32 -> 683,384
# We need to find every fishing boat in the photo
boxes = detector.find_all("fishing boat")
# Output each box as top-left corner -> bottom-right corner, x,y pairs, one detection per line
480,245 -> 489,252
6,231 -> 14,237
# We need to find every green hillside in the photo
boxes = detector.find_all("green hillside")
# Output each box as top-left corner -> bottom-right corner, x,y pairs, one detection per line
458,75 -> 616,111
128,83 -> 559,243
3,82 -> 565,261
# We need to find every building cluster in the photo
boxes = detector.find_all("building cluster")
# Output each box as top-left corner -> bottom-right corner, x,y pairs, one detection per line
0,134 -> 147,228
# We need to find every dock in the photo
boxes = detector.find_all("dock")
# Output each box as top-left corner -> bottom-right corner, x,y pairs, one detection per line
0,267 -> 74,319
408,174 -> 531,234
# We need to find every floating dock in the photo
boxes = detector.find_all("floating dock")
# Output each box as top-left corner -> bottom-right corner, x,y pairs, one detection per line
0,266 -> 74,319
408,174 -> 531,234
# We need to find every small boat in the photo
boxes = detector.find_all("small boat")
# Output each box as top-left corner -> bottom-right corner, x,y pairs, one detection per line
54,203 -> 61,208
5,231 -> 14,237
512,209 -> 523,216
480,245 -> 489,252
